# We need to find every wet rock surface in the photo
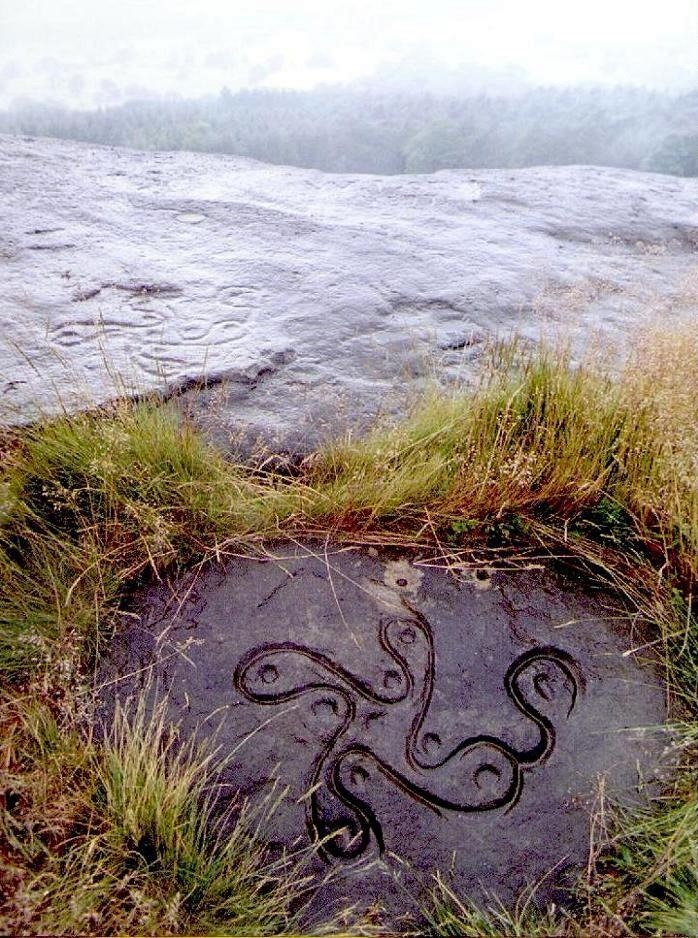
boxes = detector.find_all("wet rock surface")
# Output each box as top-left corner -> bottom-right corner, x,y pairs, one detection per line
2,134 -> 697,451
103,544 -> 669,925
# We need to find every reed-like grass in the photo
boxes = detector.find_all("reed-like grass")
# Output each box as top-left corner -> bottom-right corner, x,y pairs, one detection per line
0,692 -> 314,935
419,870 -> 566,937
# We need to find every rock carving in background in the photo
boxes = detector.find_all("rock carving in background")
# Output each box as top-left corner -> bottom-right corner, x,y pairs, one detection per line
1,134 -> 697,452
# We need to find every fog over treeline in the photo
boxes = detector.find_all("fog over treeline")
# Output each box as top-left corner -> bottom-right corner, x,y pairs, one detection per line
1,84 -> 697,176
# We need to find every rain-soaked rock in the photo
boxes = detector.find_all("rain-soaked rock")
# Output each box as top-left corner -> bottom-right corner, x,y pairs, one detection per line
1,134 -> 697,452
103,543 -> 670,927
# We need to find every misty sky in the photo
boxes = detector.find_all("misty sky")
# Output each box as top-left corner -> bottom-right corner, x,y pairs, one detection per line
1,0 -> 696,109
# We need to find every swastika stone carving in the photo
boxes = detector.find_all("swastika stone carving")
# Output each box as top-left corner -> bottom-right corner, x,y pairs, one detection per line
103,543 -> 669,926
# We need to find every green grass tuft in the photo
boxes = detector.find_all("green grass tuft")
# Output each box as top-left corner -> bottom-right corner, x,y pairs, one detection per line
1,694 -> 315,935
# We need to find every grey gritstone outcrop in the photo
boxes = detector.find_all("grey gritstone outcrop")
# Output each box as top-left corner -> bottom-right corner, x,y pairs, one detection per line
1,134 -> 696,452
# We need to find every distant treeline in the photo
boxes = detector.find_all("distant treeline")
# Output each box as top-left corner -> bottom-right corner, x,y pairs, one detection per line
1,85 -> 697,175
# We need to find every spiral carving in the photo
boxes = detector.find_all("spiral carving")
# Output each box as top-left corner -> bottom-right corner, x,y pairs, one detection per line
233,616 -> 581,860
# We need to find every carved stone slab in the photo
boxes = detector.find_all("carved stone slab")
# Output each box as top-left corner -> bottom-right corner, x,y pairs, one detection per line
103,543 -> 668,925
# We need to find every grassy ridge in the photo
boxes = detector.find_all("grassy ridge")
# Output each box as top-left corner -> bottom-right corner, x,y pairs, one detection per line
1,328 -> 696,935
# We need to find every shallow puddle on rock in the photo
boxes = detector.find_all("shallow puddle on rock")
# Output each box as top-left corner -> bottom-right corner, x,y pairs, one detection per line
175,211 -> 206,224
103,542 -> 670,928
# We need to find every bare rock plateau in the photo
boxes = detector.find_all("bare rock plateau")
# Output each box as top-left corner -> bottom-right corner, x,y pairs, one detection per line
1,133 -> 697,451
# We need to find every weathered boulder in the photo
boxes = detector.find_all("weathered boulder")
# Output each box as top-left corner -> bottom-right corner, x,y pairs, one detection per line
103,544 -> 670,926
1,133 -> 696,450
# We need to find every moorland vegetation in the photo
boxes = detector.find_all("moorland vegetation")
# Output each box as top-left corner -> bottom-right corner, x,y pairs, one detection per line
0,326 -> 696,935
